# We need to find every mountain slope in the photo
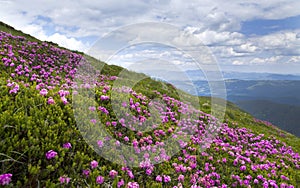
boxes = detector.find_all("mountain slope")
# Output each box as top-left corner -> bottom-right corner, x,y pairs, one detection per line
0,23 -> 299,187
236,100 -> 300,137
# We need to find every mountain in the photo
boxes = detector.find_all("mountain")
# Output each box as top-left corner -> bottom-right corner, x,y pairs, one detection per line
225,80 -> 300,106
186,70 -> 300,81
0,22 -> 299,187
236,100 -> 300,137
182,80 -> 300,106
174,79 -> 300,137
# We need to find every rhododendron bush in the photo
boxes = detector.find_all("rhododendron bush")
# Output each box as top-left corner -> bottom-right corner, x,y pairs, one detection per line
0,30 -> 300,188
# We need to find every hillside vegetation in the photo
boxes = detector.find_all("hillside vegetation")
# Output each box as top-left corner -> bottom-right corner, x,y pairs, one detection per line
0,22 -> 299,187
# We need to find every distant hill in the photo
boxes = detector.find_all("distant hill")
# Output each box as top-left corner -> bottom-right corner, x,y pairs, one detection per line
188,80 -> 300,106
186,69 -> 300,81
185,79 -> 300,136
225,80 -> 300,106
236,100 -> 300,137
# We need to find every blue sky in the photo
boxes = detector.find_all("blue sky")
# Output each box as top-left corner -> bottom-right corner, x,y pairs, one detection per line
241,15 -> 300,36
0,0 -> 300,74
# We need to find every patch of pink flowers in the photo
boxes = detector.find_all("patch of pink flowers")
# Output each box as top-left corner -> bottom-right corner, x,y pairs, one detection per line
96,176 -> 104,184
109,170 -> 118,179
127,182 -> 139,188
90,160 -> 98,169
0,173 -> 12,185
59,176 -> 70,184
45,150 -> 57,159
63,142 -> 72,149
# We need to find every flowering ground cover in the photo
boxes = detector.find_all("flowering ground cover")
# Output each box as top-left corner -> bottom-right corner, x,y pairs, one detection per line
0,24 -> 300,187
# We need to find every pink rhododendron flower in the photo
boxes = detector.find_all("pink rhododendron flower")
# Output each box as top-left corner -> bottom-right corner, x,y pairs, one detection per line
82,169 -> 90,178
61,96 -> 68,104
156,175 -> 162,182
163,175 -> 171,183
40,88 -> 48,96
63,142 -> 72,149
45,150 -> 57,159
127,182 -> 139,188
97,140 -> 104,148
96,176 -> 104,184
59,176 -> 70,184
117,179 -> 124,188
109,170 -> 118,178
47,97 -> 55,104
0,173 -> 12,185
90,160 -> 98,169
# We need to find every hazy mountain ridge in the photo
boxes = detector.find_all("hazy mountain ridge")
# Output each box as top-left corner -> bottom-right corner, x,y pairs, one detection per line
176,79 -> 300,136
236,100 -> 300,137
186,70 -> 300,81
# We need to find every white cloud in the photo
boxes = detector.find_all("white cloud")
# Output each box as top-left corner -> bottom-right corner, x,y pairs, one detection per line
252,30 -> 300,56
246,56 -> 285,65
191,29 -> 244,45
232,60 -> 244,65
47,33 -> 88,52
22,24 -> 89,52
1,0 -> 300,73
2,0 -> 300,38
286,56 -> 300,64
236,43 -> 258,53
257,31 -> 299,49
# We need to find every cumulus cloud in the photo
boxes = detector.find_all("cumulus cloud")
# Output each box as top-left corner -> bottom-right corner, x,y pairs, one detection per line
235,43 -> 258,53
0,0 -> 300,73
232,60 -> 244,65
189,29 -> 244,46
47,33 -> 89,52
2,0 -> 300,37
254,30 -> 300,55
28,26 -> 89,52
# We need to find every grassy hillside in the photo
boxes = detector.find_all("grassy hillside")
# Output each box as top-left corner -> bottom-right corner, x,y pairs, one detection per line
0,23 -> 299,187
0,21 -> 84,55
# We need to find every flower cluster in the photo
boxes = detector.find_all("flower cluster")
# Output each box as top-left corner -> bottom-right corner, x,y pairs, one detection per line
1,31 -> 81,102
45,150 -> 57,160
0,173 -> 12,186
59,176 -> 71,184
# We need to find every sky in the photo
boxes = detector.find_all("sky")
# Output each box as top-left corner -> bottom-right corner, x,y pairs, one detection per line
1,0 -> 300,75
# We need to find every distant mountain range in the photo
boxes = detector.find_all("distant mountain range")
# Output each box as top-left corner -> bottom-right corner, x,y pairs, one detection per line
186,70 -> 300,81
237,100 -> 300,137
169,71 -> 300,137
